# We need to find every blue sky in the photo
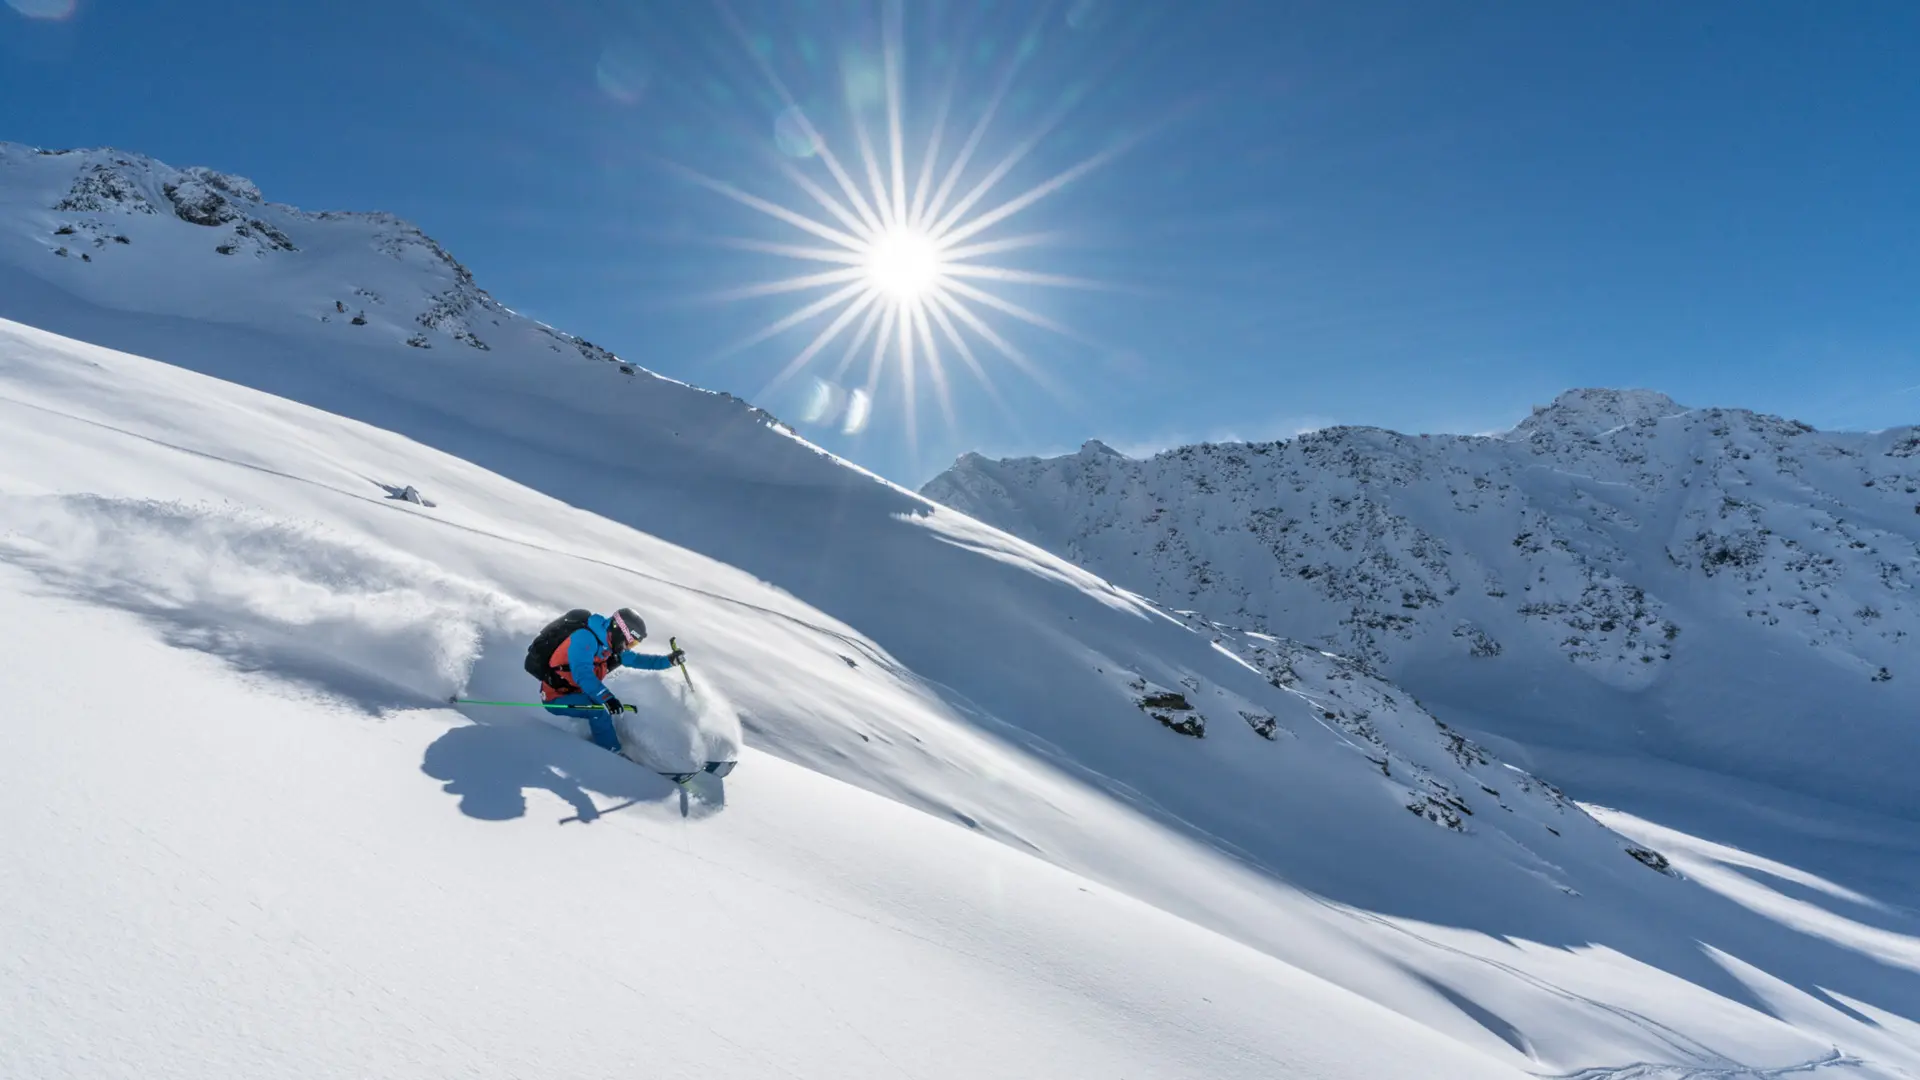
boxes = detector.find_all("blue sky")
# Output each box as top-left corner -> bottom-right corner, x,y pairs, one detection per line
4,0 -> 1917,484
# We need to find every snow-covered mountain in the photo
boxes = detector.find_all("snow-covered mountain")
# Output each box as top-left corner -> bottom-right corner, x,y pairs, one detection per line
4,144 -> 1917,1078
924,391 -> 1920,821
5,142 -> 625,363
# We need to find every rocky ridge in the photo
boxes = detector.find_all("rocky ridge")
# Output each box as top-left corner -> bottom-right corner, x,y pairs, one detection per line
5,143 -> 630,370
926,388 -> 1920,813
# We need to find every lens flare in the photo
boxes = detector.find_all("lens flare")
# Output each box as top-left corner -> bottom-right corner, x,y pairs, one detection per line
774,106 -> 822,158
6,0 -> 77,17
798,378 -> 845,424
839,53 -> 885,109
842,387 -> 873,434
1066,0 -> 1103,31
595,43 -> 651,104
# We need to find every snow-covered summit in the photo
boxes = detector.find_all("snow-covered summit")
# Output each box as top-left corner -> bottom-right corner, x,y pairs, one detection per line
1507,387 -> 1691,440
0,141 -> 626,365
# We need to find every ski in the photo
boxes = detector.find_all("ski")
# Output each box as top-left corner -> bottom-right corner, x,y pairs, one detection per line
655,760 -> 734,783
661,760 -> 736,788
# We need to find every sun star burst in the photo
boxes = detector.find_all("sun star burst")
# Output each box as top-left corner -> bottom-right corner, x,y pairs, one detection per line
690,1 -> 1136,447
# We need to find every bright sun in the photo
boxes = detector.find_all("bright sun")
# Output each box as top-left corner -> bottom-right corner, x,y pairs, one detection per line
865,227 -> 944,301
687,2 -> 1135,444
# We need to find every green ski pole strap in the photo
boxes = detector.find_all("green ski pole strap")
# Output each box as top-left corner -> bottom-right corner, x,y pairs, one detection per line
447,697 -> 623,711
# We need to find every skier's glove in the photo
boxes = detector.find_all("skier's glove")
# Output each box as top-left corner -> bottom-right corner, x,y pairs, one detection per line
601,693 -> 627,715
668,648 -> 687,667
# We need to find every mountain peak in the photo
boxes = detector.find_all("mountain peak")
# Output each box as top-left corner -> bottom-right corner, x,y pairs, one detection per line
0,141 -> 642,371
1508,387 -> 1688,440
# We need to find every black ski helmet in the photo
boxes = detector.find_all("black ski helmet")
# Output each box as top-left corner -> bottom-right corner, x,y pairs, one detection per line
610,607 -> 647,649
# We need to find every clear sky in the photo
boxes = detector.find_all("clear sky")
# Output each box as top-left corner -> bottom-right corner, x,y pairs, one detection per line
5,0 -> 1917,484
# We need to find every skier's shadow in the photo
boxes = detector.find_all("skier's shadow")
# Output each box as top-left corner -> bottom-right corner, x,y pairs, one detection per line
420,721 -> 670,825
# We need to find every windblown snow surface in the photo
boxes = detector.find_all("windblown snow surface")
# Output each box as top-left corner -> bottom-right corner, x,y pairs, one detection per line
1,144 -> 1916,1078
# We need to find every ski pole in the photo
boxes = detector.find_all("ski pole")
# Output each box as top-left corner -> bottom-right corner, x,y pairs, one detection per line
670,636 -> 695,690
447,696 -> 628,711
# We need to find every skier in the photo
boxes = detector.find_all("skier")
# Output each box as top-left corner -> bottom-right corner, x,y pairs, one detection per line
525,607 -> 685,754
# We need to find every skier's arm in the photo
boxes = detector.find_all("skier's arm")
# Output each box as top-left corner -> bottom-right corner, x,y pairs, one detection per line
619,649 -> 674,671
568,629 -> 615,702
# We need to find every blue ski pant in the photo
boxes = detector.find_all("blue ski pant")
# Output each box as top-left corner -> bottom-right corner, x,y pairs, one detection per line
544,692 -> 620,751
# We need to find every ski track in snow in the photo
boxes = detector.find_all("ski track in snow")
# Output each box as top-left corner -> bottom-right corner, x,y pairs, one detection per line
1551,1048 -> 1866,1080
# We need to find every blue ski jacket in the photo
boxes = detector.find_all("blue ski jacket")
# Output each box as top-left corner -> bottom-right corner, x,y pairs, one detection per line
546,612 -> 676,704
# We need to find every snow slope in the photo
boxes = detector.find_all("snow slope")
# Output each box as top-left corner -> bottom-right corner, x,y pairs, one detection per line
2,144 -> 1916,1077
0,318 -> 1547,1080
